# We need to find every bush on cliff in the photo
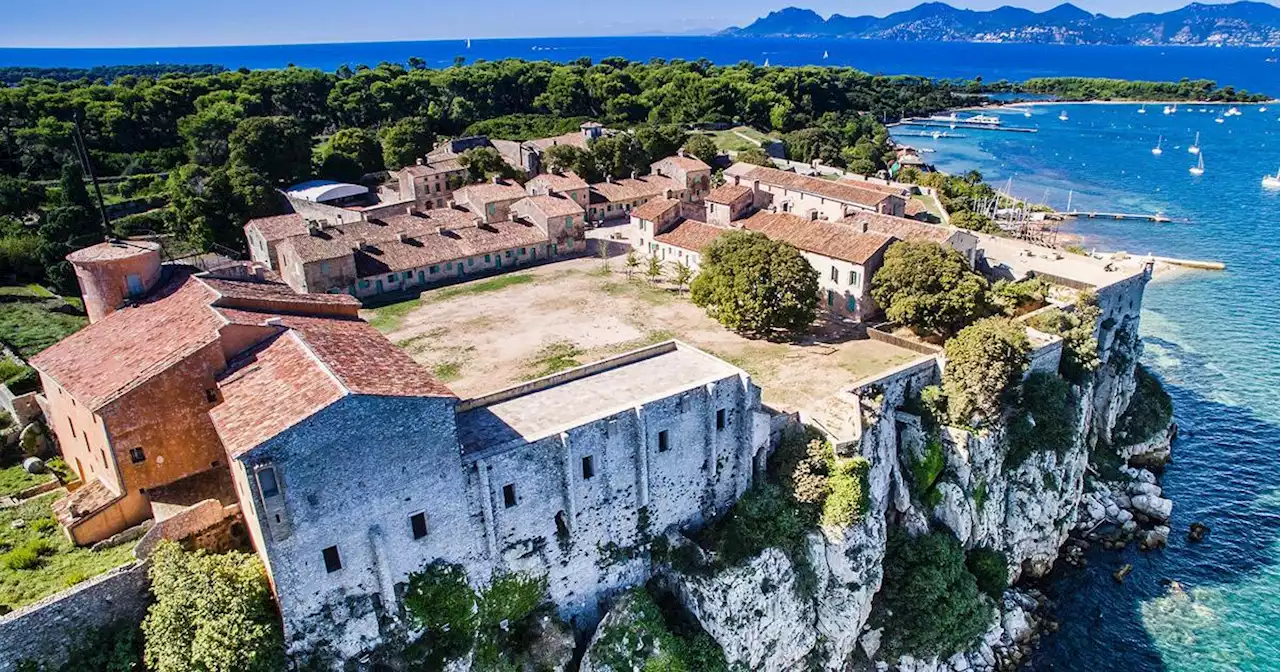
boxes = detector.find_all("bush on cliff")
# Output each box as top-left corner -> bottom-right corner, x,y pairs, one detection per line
942,317 -> 1030,426
142,541 -> 285,672
1113,364 -> 1173,444
1005,371 -> 1077,470
870,240 -> 993,339
404,561 -> 479,665
772,426 -> 871,530
690,230 -> 819,338
873,529 -> 993,659
965,547 -> 1010,601
1026,293 -> 1102,385
588,588 -> 728,672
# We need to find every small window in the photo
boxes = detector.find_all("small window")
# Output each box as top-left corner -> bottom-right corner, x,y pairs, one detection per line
658,430 -> 670,453
847,295 -> 858,312
505,250 -> 512,258
446,262 -> 453,270
322,546 -> 342,573
469,257 -> 475,266
430,265 -> 439,274
582,455 -> 595,480
827,290 -> 834,306
387,274 -> 395,282
129,447 -> 146,464
258,467 -> 280,499
68,419 -> 76,439
410,512 -> 428,540
716,409 -> 726,431
830,266 -> 839,282
205,388 -> 218,403
404,271 -> 413,280
503,484 -> 517,508
520,247 -> 527,255
848,270 -> 859,286
484,254 -> 491,263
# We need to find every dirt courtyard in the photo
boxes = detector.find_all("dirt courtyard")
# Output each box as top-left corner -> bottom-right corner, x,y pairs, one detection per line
366,256 -> 919,413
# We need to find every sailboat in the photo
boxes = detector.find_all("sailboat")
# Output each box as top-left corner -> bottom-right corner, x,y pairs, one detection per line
1151,135 -> 1163,155
823,50 -> 829,59
763,57 -> 770,67
1264,169 -> 1280,189
1262,106 -> 1270,112
1138,104 -> 1147,114
1188,132 -> 1201,154
466,38 -> 472,49
1059,110 -> 1069,121
1189,153 -> 1204,176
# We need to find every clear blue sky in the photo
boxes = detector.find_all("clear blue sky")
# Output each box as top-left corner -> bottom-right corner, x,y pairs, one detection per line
1,0 -> 1274,48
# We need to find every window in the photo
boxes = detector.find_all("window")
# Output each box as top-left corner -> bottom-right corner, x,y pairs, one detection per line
404,271 -> 413,280
487,203 -> 495,215
848,270 -> 860,287
360,280 -> 370,289
410,512 -> 428,540
322,546 -> 342,573
446,262 -> 453,270
126,274 -> 144,297
469,257 -> 475,267
205,388 -> 218,403
68,419 -> 76,439
847,295 -> 858,312
658,430 -> 670,453
430,265 -> 439,274
519,247 -> 526,255
827,290 -> 835,306
581,455 -> 595,480
503,484 -> 517,508
716,409 -> 726,431
505,250 -> 512,258
484,254 -> 491,263
830,266 -> 839,282
129,447 -> 146,464
387,274 -> 395,282
257,467 -> 280,499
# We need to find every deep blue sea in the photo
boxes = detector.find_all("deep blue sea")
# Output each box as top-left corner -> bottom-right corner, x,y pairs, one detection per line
2,36 -> 1280,93
895,103 -> 1280,671
6,34 -> 1280,672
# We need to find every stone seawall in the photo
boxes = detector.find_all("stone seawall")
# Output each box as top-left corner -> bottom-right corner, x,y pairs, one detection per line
0,561 -> 150,672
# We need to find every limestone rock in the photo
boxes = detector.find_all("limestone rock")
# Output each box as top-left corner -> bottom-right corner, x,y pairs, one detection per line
519,612 -> 574,672
1130,494 -> 1173,522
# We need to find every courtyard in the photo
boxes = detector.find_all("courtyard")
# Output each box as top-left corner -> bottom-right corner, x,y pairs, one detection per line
366,255 -> 918,412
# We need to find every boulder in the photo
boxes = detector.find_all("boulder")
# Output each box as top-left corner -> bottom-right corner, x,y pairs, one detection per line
1130,494 -> 1173,522
519,612 -> 574,672
1001,607 -> 1032,644
1188,522 -> 1210,543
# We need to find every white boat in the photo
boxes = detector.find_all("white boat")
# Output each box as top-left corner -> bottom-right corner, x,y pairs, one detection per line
1138,104 -> 1147,114
1151,135 -> 1163,155
1216,116 -> 1226,123
1227,106 -> 1241,116
964,114 -> 1002,126
1023,110 -> 1032,118
1189,153 -> 1204,176
763,58 -> 770,67
466,38 -> 472,49
1188,132 -> 1200,154
1163,104 -> 1174,115
1262,106 -> 1269,112
1059,110 -> 1069,121
1265,169 -> 1280,189
823,50 -> 829,59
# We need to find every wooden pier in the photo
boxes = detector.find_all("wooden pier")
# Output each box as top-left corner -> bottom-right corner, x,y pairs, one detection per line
895,119 -> 1039,133
1063,211 -> 1172,223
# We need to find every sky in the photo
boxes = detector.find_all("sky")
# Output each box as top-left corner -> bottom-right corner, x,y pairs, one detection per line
1,0 -> 1277,48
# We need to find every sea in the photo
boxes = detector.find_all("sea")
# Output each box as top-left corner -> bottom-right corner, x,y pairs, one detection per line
6,35 -> 1280,672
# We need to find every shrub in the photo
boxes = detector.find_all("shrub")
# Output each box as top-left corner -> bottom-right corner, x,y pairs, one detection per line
1027,294 -> 1101,384
4,546 -> 40,571
1114,364 -> 1173,444
992,278 -> 1048,316
909,437 -> 946,508
874,529 -> 993,659
590,588 -> 729,672
821,456 -> 871,529
142,542 -> 284,672
690,230 -> 819,338
402,561 -> 478,665
478,571 -> 546,630
871,241 -> 993,338
965,547 -> 1009,600
711,483 -> 809,566
942,317 -> 1030,426
1005,371 -> 1077,469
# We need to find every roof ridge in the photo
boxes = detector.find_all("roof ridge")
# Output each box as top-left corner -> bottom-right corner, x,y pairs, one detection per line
284,329 -> 352,397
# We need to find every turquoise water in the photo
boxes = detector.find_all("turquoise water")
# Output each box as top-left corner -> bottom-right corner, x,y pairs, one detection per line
896,105 -> 1280,670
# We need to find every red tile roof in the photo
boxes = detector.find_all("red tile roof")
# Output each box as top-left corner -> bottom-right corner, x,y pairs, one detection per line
401,158 -> 466,177
705,184 -> 753,205
654,220 -> 728,253
53,477 -> 121,527
740,211 -> 893,265
528,131 -> 589,151
630,198 -> 681,222
526,172 -> 588,193
66,240 -> 161,263
656,155 -> 712,173
839,212 -> 954,244
454,181 -> 529,205
353,220 -> 550,277
591,176 -> 683,203
515,195 -> 584,219
245,214 -> 309,242
728,164 -> 895,208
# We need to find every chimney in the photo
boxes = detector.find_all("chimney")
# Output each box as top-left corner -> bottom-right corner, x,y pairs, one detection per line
492,176 -> 502,185
416,157 -> 424,166
264,317 -> 283,327
678,148 -> 687,158
352,238 -> 366,252
406,205 -> 414,215
398,233 -> 410,243
606,175 -> 613,184
630,171 -> 638,181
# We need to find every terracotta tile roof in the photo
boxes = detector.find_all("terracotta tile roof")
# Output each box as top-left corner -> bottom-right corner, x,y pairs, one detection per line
528,131 -> 588,151
30,270 -> 225,411
840,212 -> 954,244
277,212 -> 468,265
53,477 -> 121,527
728,164 -> 895,208
515,195 -> 584,219
353,220 -> 549,277
705,184 -> 753,205
454,181 -> 529,205
740,211 -> 893,265
526,172 -> 588,193
905,199 -> 928,217
245,214 -> 309,242
630,198 -> 681,222
654,220 -> 728,253
199,275 -> 360,309
401,158 -> 466,177
656,155 -> 712,173
213,315 -> 456,457
590,176 -> 684,203
66,240 -> 161,263
836,177 -> 911,197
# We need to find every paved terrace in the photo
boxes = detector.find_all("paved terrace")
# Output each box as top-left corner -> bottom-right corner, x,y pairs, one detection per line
976,233 -> 1149,289
456,341 -> 742,459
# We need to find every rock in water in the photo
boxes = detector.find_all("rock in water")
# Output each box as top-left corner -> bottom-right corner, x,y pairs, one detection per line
1113,564 -> 1133,583
1188,522 -> 1210,542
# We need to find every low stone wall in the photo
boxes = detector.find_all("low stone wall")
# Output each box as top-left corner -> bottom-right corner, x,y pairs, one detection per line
0,560 -> 151,672
865,323 -> 944,356
0,385 -> 40,427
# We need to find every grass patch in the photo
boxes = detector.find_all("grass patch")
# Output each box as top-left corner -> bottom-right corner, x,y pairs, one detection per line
523,341 -> 583,379
0,299 -> 87,358
0,461 -> 54,498
0,284 -> 53,298
432,361 -> 463,382
367,299 -> 420,332
426,274 -> 536,302
599,279 -> 674,305
0,493 -> 137,611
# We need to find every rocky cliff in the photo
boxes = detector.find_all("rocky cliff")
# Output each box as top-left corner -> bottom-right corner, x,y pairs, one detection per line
584,295 -> 1174,671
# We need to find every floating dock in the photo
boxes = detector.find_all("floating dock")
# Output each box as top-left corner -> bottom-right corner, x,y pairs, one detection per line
1063,211 -> 1172,223
894,130 -> 969,138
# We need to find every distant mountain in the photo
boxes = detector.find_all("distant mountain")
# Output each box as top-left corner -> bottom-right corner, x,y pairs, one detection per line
720,1 -> 1280,46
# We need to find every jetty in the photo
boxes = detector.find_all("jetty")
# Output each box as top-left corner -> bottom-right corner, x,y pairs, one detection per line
895,118 -> 1039,133
1150,256 -> 1226,271
894,130 -> 969,138
1062,211 -> 1172,223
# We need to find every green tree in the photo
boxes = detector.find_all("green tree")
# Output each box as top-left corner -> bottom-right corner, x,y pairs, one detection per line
671,260 -> 694,293
459,146 -> 520,182
625,249 -> 640,279
403,562 -> 478,666
965,547 -> 1010,601
942,317 -> 1030,426
1026,293 -> 1101,384
0,176 -> 46,218
227,116 -> 312,185
543,144 -> 600,182
682,134 -> 718,166
178,101 -> 244,165
142,542 -> 284,672
315,127 -> 382,182
378,116 -> 435,171
870,240 -> 992,338
875,529 -> 992,659
951,209 -> 1000,234
645,255 -> 663,284
1005,371 -> 1076,468
736,148 -> 774,166
690,230 -> 818,337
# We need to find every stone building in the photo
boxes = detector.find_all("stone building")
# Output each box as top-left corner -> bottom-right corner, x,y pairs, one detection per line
396,157 -> 469,210
650,154 -> 713,202
724,163 -> 908,218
